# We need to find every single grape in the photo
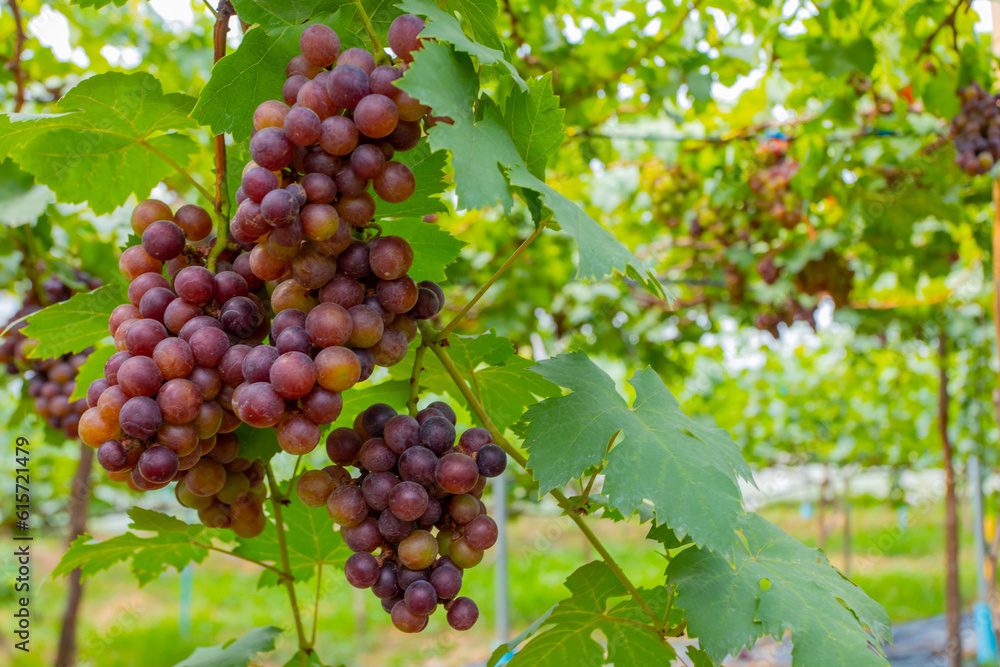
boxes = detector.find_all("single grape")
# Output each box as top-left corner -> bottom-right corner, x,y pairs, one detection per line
157,378 -> 203,424
327,64 -> 370,110
319,275 -> 364,308
476,443 -> 508,477
386,119 -> 422,151
327,485 -> 368,526
373,162 -> 416,203
337,47 -> 376,74
379,509 -> 416,543
446,597 -> 478,631
296,80 -> 335,119
370,326 -> 408,367
334,167 -> 369,197
391,600 -> 428,633
97,439 -> 132,473
389,481 -> 429,522
337,193 -> 376,226
124,318 -> 168,357
436,452 -> 479,494
296,469 -> 335,508
275,325 -> 312,355
242,345 -> 280,384
302,172 -> 337,204
359,438 -> 397,472
290,245 -> 337,289
361,471 -> 399,511
449,537 -> 484,569
398,529 -> 438,570
345,552 -> 381,588
270,351 -> 316,400
284,106 -> 323,146
419,416 -> 455,455
131,198 -> 173,235
320,116 -> 360,156
188,366 -> 222,401
338,242 -> 372,279
306,304 -> 353,348
139,287 -> 176,323
327,427 -> 364,465
350,143 -> 386,179
449,493 -> 481,525
377,276 -> 419,314
354,347 -> 375,382
138,445 -> 179,483
314,346 -> 361,392
235,382 -> 285,428
119,246 -> 162,282
410,288 -> 442,320
300,386 -> 343,424
342,516 -> 383,552
388,14 -> 425,62
253,100 -> 290,132
175,205 -> 213,242
118,356 -> 162,397
369,236 -> 414,281
403,579 -> 437,615
428,401 -> 457,424
430,564 -> 462,600
277,414 -> 322,455
370,66 -> 402,96
354,94 -> 399,139
186,458 -> 227,496
142,220 -> 186,261
190,326 -> 230,367
383,414 -> 420,454
398,446 -> 438,487
397,566 -> 430,591
250,126 -> 295,171
362,403 -> 397,438
300,24 -> 341,67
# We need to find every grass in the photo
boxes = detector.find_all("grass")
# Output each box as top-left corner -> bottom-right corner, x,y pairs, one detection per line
1,497 -> 981,665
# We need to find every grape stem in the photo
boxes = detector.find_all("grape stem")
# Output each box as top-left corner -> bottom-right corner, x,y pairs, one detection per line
207,0 -> 235,272
7,0 -> 26,112
310,564 -> 323,646
353,0 -> 382,55
435,220 -> 549,342
266,462 -> 312,665
406,340 -> 428,416
418,322 -> 665,631
199,543 -> 293,581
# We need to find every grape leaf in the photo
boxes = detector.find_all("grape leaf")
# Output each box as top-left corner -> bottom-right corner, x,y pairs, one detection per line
173,626 -> 283,667
398,0 -> 525,89
504,73 -> 564,179
284,651 -> 337,667
441,0 -> 505,52
70,345 -> 114,402
69,0 -> 128,7
233,501 -> 350,588
18,285 -> 123,359
377,218 -> 463,282
193,9 -> 359,142
488,561 -> 675,667
376,140 -> 449,219
52,508 -> 211,586
0,73 -> 200,215
667,512 -> 892,666
519,352 -> 752,556
398,44 -> 665,298
233,423 -> 282,463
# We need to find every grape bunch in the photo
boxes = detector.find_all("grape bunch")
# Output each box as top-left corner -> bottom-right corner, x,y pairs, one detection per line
747,154 -> 802,230
295,401 -> 507,633
76,199 -> 271,536
951,82 -> 1000,176
643,162 -> 701,229
0,270 -> 102,439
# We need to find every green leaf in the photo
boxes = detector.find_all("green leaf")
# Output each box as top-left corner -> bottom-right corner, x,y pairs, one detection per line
503,73 -> 565,179
441,0 -> 505,52
493,561 -> 674,667
377,218 -> 464,282
173,626 -> 282,667
376,140 -> 449,219
284,651 -> 336,667
233,501 -> 350,588
69,0 -> 128,7
668,513 -> 892,666
0,73 -> 199,215
70,344 -> 115,401
486,605 -> 556,666
520,352 -> 753,555
233,423 -> 282,464
398,0 -> 525,89
685,646 -> 715,667
398,44 -> 665,298
52,509 -> 210,587
19,285 -> 123,359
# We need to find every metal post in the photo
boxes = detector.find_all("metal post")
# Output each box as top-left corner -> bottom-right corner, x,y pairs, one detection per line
969,455 -> 997,662
493,470 -> 509,646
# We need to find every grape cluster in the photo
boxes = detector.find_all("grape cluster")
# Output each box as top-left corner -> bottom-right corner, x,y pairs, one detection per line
795,250 -> 853,306
234,14 -> 431,256
643,163 -> 700,229
951,82 -> 1000,176
76,199 -> 269,536
0,271 -> 102,439
747,154 -> 802,230
295,401 -> 507,633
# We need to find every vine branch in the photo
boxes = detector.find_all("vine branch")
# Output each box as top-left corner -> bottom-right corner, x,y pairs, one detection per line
353,0 -> 382,55
915,0 -> 969,60
266,463 -> 311,664
207,0 -> 235,272
407,340 -> 427,416
7,0 -> 27,112
199,543 -> 293,581
436,222 -> 548,341
419,322 -> 664,630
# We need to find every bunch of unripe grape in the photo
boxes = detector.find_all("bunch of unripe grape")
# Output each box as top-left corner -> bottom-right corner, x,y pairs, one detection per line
0,270 -> 102,439
747,155 -> 802,230
296,401 -> 507,633
951,82 -> 1000,176
643,162 -> 701,229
